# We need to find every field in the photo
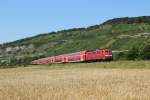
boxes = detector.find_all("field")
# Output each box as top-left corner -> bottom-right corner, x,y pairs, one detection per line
0,61 -> 150,100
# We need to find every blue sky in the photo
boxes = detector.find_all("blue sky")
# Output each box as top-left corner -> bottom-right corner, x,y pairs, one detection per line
0,0 -> 150,43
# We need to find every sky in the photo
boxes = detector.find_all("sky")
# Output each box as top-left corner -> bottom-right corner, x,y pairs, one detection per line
0,0 -> 150,43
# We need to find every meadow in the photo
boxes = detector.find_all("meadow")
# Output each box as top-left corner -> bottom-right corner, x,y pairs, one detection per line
0,61 -> 150,100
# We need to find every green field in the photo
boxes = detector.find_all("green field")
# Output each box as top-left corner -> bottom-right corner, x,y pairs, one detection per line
0,61 -> 150,100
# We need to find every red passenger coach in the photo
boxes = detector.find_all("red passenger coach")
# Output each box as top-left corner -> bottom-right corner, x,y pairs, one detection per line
31,49 -> 113,65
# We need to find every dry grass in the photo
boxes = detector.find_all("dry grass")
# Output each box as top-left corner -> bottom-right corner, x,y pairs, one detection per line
0,61 -> 150,100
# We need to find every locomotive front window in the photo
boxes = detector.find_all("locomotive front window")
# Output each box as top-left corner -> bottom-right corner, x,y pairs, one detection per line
105,50 -> 112,54
109,50 -> 112,54
105,50 -> 109,53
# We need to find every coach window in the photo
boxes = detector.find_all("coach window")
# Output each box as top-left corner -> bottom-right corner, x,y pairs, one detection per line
97,51 -> 101,54
90,51 -> 97,54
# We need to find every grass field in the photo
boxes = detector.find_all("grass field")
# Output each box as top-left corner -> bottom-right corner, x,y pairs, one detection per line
0,61 -> 150,100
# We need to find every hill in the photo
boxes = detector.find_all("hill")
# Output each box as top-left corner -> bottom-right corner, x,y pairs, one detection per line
0,16 -> 150,66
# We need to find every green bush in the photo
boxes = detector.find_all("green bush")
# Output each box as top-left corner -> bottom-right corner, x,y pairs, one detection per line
126,44 -> 150,60
113,52 -> 127,60
126,46 -> 140,60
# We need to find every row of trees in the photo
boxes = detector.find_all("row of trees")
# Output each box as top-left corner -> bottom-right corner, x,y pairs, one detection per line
115,44 -> 150,60
0,57 -> 33,68
103,16 -> 150,25
0,54 -> 46,68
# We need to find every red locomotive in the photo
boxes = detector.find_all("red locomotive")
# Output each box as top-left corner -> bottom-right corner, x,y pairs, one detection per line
31,49 -> 113,65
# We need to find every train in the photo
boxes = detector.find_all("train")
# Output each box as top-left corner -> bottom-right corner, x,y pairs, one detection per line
31,49 -> 113,65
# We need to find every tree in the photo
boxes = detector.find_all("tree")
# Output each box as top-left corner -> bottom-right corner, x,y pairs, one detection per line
126,46 -> 139,60
140,44 -> 150,60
